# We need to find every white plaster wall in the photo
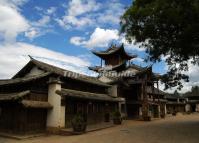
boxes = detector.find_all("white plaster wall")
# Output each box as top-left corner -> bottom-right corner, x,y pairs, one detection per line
196,104 -> 199,112
158,105 -> 161,118
139,107 -> 142,116
164,104 -> 167,115
25,66 -> 44,77
110,85 -> 118,97
47,83 -> 62,128
185,104 -> 191,112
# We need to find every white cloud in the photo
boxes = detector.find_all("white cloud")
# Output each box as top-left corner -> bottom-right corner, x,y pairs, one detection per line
56,0 -> 100,29
0,42 -> 91,79
0,0 -> 92,79
61,15 -> 93,29
70,27 -> 146,52
0,0 -> 91,77
0,0 -> 51,41
25,5 -> 56,40
25,27 -> 40,39
0,0 -> 29,43
70,27 -> 119,48
86,28 -> 119,48
35,6 -> 43,11
46,7 -> 57,15
57,0 -> 124,30
133,57 -> 144,63
0,0 -> 28,9
25,15 -> 52,39
120,37 -> 146,52
159,59 -> 199,93
32,15 -> 50,27
70,36 -> 86,46
68,0 -> 100,17
180,61 -> 199,93
96,2 -> 124,25
35,6 -> 57,15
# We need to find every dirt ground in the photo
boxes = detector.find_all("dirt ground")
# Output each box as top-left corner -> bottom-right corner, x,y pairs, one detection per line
1,113 -> 199,143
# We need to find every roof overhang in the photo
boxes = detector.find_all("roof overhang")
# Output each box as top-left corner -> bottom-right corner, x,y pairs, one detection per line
21,100 -> 53,109
92,45 -> 137,60
56,88 -> 123,102
0,90 -> 30,101
0,73 -> 51,86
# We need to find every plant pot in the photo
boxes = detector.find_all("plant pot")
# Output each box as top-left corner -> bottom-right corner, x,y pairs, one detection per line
143,116 -> 151,121
104,113 -> 110,122
72,123 -> 87,133
113,118 -> 122,125
160,114 -> 165,118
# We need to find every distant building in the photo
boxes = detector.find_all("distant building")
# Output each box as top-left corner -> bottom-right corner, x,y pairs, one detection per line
184,95 -> 199,112
165,94 -> 186,114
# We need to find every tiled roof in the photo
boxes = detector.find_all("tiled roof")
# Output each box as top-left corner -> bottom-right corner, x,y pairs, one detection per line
0,90 -> 30,101
92,45 -> 137,60
0,72 -> 50,85
56,88 -> 124,102
13,59 -> 110,87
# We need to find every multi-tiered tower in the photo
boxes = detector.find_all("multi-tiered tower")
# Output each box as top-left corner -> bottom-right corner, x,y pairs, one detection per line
89,44 -> 137,73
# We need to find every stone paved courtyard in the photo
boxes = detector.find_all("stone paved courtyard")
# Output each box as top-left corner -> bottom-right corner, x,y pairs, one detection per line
1,113 -> 199,143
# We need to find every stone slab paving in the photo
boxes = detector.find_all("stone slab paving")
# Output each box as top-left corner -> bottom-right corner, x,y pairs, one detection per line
1,113 -> 199,143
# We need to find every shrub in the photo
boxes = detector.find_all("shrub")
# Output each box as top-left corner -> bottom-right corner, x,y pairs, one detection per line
71,113 -> 87,133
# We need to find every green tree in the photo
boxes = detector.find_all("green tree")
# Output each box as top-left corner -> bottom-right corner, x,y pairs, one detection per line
191,86 -> 199,96
183,86 -> 199,96
173,90 -> 180,97
120,0 -> 199,90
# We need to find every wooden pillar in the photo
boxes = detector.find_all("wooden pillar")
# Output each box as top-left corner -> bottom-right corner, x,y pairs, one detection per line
157,81 -> 159,90
142,81 -> 149,120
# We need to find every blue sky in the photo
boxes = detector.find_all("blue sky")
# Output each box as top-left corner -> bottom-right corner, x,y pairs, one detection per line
19,0 -> 165,73
0,0 -> 198,93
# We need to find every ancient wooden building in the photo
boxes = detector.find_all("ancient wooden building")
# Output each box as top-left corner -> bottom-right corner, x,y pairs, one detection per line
89,44 -> 167,120
165,95 -> 186,114
2,44 -> 192,135
184,95 -> 199,113
0,58 -> 124,134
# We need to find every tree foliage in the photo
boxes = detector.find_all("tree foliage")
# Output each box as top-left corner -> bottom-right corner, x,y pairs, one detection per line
173,90 -> 180,97
183,86 -> 199,97
120,0 -> 199,90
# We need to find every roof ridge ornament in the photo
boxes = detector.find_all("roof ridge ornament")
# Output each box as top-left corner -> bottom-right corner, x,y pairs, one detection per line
28,55 -> 34,60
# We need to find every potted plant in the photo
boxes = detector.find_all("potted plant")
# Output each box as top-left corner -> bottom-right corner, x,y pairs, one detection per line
104,113 -> 110,122
143,116 -> 151,121
112,111 -> 122,125
172,111 -> 177,116
71,113 -> 87,133
160,114 -> 165,118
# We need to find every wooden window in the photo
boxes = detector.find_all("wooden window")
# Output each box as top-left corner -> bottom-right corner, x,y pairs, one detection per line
61,99 -> 65,106
121,104 -> 126,113
88,102 -> 93,113
92,103 -> 95,113
96,103 -> 99,113
77,103 -> 84,113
